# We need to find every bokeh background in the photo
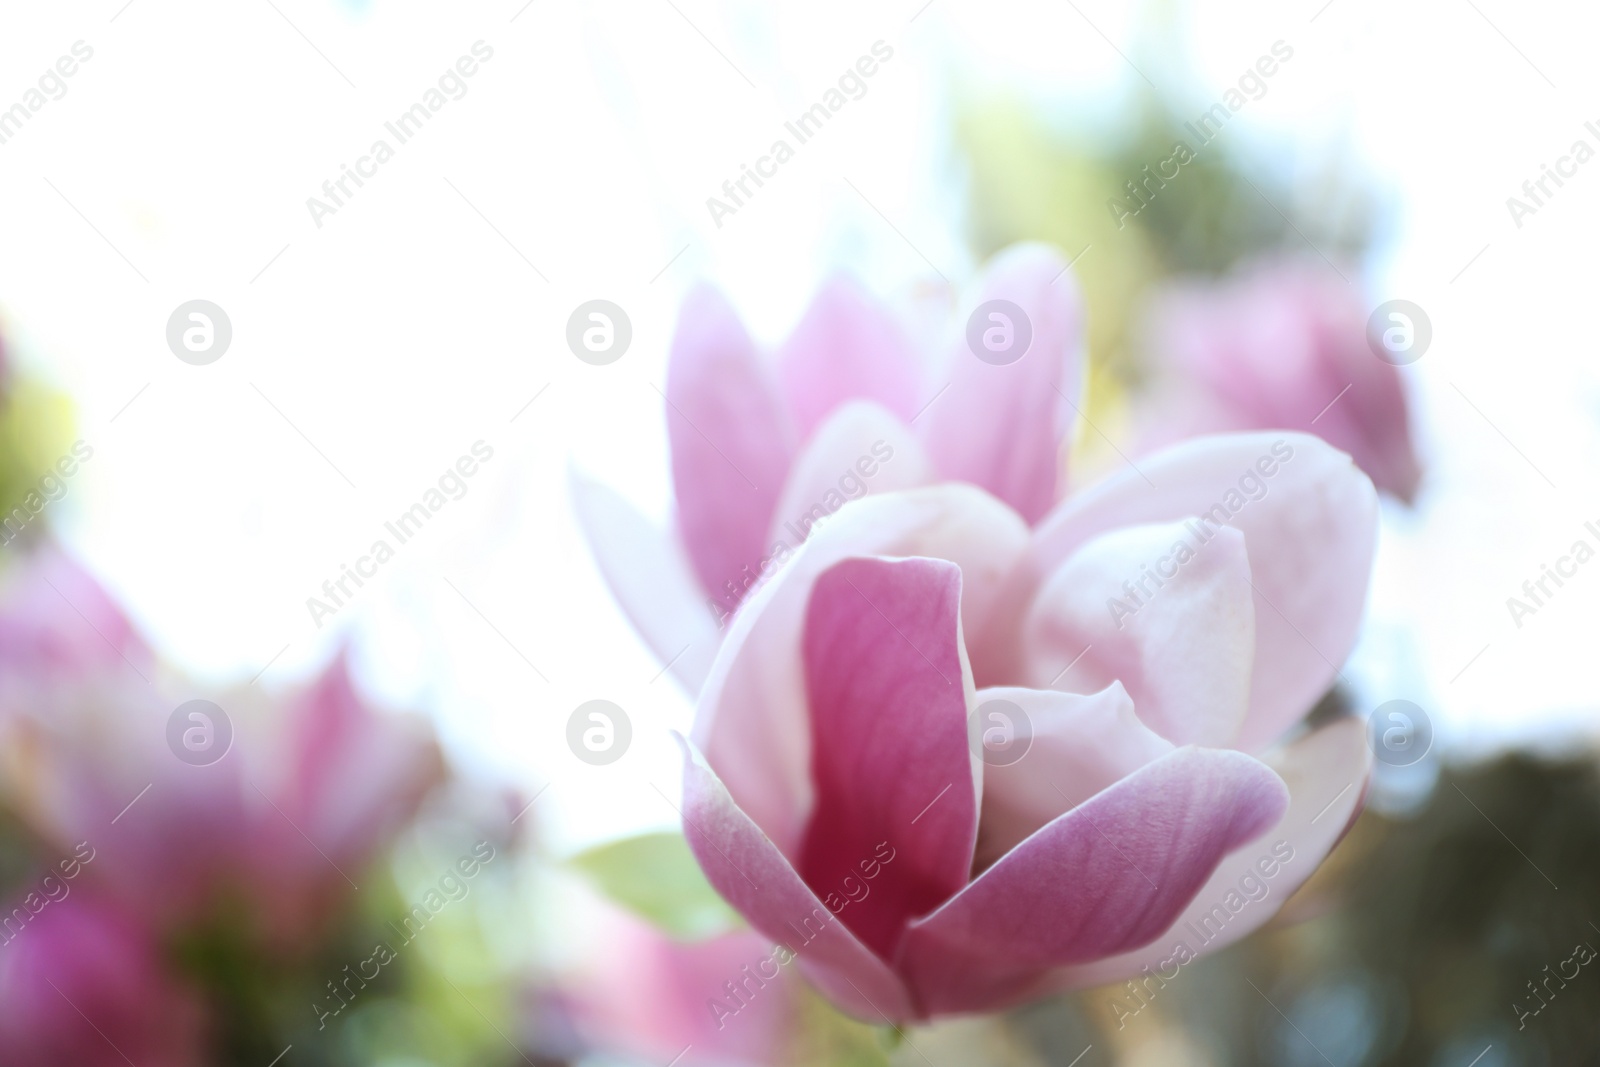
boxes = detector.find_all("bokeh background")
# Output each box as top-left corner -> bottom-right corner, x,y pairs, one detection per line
0,0 -> 1597,1063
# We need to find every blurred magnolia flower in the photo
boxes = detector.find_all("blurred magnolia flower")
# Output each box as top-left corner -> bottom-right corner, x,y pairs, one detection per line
1136,259 -> 1422,502
566,905 -> 798,1066
574,242 -> 1084,691
0,547 -> 443,953
0,545 -> 148,674
249,653 -> 447,943
678,432 -> 1377,1020
0,892 -> 208,1067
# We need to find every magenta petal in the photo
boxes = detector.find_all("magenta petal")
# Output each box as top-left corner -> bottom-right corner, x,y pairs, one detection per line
280,653 -> 443,863
776,277 -> 922,440
798,557 -> 978,959
1039,715 -> 1373,994
667,285 -> 798,611
677,738 -> 919,1023
898,746 -> 1287,1016
921,243 -> 1083,524
0,894 -> 207,1067
693,485 -> 1028,859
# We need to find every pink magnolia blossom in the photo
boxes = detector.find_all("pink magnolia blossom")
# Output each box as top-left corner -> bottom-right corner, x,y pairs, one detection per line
567,906 -> 798,1066
677,431 -> 1377,1020
246,652 -> 446,944
0,548 -> 442,953
0,892 -> 208,1067
1137,258 -> 1422,501
575,243 -> 1084,691
0,545 -> 149,675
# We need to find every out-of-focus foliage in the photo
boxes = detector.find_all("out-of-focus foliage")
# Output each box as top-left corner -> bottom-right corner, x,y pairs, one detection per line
958,84 -> 1378,428
983,754 -> 1600,1067
570,831 -> 740,941
0,374 -> 78,554
1316,756 -> 1599,1065
0,542 -> 545,1066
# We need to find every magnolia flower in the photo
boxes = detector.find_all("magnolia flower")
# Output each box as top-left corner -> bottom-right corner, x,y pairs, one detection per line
567,906 -> 797,1066
677,432 -> 1377,1020
247,653 -> 446,944
0,893 -> 208,1067
575,243 -> 1083,690
0,545 -> 148,674
1137,259 -> 1422,502
0,548 -> 442,952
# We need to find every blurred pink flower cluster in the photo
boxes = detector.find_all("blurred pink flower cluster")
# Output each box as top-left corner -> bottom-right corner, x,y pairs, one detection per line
0,547 -> 443,1066
566,910 -> 802,1066
1137,258 -> 1422,502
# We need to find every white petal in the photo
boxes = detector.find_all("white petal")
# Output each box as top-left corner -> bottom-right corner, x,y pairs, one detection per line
1020,520 -> 1255,749
570,471 -> 719,693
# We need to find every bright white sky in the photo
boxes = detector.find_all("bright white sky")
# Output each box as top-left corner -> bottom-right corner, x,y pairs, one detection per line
0,0 -> 1595,851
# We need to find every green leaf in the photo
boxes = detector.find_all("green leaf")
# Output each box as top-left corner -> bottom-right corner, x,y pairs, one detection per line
568,831 -> 740,940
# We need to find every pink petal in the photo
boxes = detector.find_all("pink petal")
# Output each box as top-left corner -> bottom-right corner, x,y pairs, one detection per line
255,654 -> 443,943
677,737 -> 919,1023
775,276 -> 922,440
1038,715 -> 1373,993
693,486 -> 1028,857
1,681 -> 253,930
972,683 -> 1174,869
1147,261 -> 1422,502
0,544 -> 149,678
1150,273 -> 1332,427
571,471 -> 722,691
798,557 -> 978,959
765,401 -> 935,553
667,285 -> 798,613
1308,280 -> 1423,502
1019,520 -> 1255,748
569,909 -> 798,1066
0,894 -> 208,1067
971,432 -> 1377,753
897,746 -> 1287,1016
279,652 -> 443,863
921,243 -> 1084,524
